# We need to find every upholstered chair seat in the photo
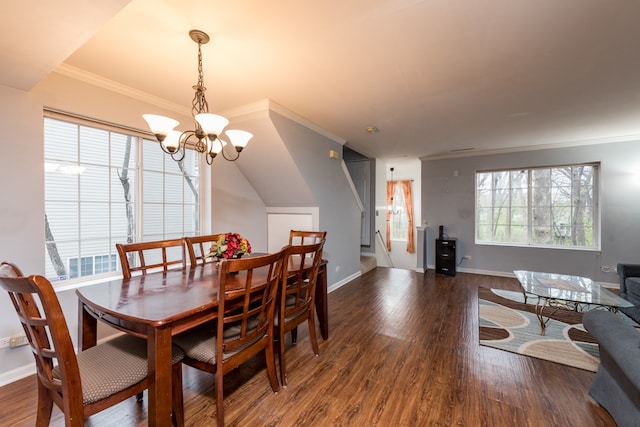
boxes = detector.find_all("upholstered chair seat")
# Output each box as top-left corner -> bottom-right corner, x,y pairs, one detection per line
52,334 -> 184,405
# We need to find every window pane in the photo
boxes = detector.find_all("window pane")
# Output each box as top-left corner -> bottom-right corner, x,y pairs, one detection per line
80,165 -> 110,202
389,184 -> 408,240
79,126 -> 109,165
475,164 -> 598,249
143,171 -> 164,203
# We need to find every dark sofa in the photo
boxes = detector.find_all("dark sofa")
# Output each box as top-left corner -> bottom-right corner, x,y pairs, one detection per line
583,310 -> 640,427
617,263 -> 640,323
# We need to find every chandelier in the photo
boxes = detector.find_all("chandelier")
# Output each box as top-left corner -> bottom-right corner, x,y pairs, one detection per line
388,167 -> 400,215
143,29 -> 252,164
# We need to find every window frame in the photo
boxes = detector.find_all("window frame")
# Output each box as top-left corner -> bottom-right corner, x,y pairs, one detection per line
474,163 -> 600,250
44,110 -> 203,286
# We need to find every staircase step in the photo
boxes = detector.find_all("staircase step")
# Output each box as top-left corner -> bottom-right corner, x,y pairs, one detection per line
360,255 -> 377,274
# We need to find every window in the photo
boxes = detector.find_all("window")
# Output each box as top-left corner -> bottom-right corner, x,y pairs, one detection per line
475,164 -> 599,249
386,179 -> 416,253
44,115 -> 200,283
389,184 -> 408,240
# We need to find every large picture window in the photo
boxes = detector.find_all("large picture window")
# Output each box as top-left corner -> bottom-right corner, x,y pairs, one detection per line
44,114 -> 200,283
475,164 -> 599,249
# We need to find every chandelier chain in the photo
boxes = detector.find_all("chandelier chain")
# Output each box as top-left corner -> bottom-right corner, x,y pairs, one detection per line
192,41 -> 209,118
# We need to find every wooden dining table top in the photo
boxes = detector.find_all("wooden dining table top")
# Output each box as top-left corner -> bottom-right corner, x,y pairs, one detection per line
78,264 -> 229,324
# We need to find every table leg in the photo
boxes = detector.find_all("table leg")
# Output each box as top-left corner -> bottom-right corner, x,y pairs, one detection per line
534,297 -> 549,336
315,261 -> 329,340
147,326 -> 174,427
77,300 -> 97,351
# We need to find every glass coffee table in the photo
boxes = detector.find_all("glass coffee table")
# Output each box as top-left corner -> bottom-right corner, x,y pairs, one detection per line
514,270 -> 633,335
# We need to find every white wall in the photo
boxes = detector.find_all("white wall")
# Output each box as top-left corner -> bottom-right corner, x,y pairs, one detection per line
210,155 -> 268,252
0,85 -> 46,381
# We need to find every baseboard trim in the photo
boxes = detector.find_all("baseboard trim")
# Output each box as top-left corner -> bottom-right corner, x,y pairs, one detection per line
435,265 -> 618,288
0,364 -> 35,387
328,271 -> 360,293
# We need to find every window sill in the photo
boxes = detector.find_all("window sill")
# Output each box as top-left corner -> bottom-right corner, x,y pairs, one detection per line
52,273 -> 123,293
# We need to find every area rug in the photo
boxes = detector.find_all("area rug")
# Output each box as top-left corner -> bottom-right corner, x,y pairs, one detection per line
478,287 -> 600,372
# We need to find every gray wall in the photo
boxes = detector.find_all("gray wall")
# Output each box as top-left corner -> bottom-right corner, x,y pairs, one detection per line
271,111 -> 362,283
422,140 -> 640,283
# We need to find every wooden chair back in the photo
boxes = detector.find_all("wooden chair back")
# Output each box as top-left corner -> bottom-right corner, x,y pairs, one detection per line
116,238 -> 185,279
0,262 -> 81,417
277,239 -> 325,385
0,261 -> 185,426
183,234 -> 228,266
173,249 -> 286,427
288,230 -> 327,246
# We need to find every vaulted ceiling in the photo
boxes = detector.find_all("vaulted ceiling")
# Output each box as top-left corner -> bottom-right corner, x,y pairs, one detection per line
3,0 -> 640,160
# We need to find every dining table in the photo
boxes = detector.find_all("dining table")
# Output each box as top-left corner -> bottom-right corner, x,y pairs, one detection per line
76,257 -> 328,427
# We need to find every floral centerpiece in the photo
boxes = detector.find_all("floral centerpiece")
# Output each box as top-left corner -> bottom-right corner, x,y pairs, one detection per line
206,233 -> 252,260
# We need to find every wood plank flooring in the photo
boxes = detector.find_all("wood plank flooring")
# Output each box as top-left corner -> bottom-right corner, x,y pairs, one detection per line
0,268 -> 616,426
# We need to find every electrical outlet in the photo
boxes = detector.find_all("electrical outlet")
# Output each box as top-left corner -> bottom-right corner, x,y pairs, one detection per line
0,336 -> 10,349
9,335 -> 29,348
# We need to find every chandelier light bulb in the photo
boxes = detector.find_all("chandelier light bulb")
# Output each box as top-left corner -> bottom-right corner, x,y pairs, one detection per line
163,130 -> 182,153
142,114 -> 179,141
225,130 -> 253,151
208,138 -> 224,155
195,113 -> 229,137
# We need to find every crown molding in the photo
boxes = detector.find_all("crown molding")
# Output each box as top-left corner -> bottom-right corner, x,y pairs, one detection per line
421,133 -> 640,161
54,63 -> 191,116
54,64 -> 346,145
267,100 -> 347,145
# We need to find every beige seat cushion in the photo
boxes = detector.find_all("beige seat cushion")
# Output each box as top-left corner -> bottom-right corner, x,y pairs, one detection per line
53,334 -> 184,405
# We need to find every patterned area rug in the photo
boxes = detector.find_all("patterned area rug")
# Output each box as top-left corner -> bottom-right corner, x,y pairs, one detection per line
478,287 -> 600,372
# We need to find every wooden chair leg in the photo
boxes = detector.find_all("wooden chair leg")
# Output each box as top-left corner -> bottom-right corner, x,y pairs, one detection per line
308,315 -> 320,356
291,326 -> 298,344
278,328 -> 288,387
172,363 -> 184,427
35,382 -> 54,427
216,370 -> 225,427
265,343 -> 280,393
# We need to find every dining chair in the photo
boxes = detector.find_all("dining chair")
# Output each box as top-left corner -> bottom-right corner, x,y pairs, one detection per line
0,261 -> 185,427
116,238 -> 185,279
172,249 -> 286,427
288,230 -> 327,246
184,233 -> 228,266
276,240 -> 325,386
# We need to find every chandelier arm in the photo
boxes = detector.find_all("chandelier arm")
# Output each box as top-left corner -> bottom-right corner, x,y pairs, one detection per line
220,143 -> 241,161
205,152 -> 216,165
169,145 -> 186,162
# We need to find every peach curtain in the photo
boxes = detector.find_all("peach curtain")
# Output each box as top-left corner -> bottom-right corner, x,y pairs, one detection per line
385,180 -> 397,251
401,180 -> 415,253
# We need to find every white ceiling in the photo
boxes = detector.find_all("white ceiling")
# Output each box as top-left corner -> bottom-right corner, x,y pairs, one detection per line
3,0 -> 640,159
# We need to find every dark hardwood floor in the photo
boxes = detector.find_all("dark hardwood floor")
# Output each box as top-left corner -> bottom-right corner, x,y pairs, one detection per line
0,268 -> 615,426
